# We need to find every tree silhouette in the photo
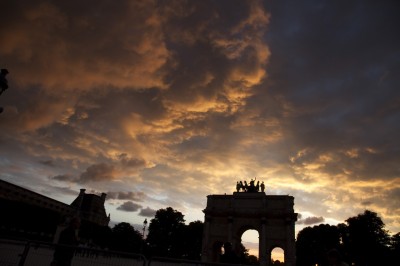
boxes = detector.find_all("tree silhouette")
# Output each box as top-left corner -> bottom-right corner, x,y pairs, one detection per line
271,259 -> 284,266
343,210 -> 391,265
146,207 -> 186,258
295,210 -> 400,265
296,224 -> 341,266
182,220 -> 204,260
110,222 -> 144,253
390,232 -> 400,263
238,243 -> 257,265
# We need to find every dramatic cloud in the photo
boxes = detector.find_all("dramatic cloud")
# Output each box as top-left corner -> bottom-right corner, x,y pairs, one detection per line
117,201 -> 142,212
0,0 -> 399,241
0,0 -> 169,91
78,163 -> 116,183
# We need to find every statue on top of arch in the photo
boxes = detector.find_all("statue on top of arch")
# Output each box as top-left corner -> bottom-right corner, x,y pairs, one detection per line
236,178 -> 265,193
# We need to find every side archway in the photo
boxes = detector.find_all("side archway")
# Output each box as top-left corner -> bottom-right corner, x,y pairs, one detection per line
270,246 -> 285,265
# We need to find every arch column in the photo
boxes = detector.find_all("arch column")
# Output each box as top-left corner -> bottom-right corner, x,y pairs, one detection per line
228,216 -> 233,243
201,217 -> 211,262
259,218 -> 267,266
285,220 -> 296,266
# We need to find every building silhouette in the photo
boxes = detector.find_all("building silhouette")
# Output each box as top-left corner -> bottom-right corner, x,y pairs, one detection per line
0,179 -> 110,242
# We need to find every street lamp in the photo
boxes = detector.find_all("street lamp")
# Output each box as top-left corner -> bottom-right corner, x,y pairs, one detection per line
142,218 -> 148,238
141,218 -> 148,254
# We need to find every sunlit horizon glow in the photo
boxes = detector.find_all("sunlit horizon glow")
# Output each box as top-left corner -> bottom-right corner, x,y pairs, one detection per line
0,0 -> 399,258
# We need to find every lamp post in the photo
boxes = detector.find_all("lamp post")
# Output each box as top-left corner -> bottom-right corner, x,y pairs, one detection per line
0,68 -> 9,114
142,218 -> 148,238
141,219 -> 148,254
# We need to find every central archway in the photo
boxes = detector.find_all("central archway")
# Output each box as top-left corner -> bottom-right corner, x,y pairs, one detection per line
241,229 -> 259,259
201,192 -> 297,266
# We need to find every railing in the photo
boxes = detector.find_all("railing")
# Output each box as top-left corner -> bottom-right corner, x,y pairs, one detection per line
0,239 -> 146,266
0,239 -> 252,266
147,256 -> 251,266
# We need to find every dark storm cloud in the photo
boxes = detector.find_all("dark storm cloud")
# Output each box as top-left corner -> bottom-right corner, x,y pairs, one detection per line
0,0 -> 168,90
118,153 -> 148,169
107,191 -> 146,202
117,201 -> 142,212
139,207 -> 157,217
156,0 -> 268,110
0,0 -> 269,169
40,160 -> 55,167
258,0 -> 400,182
78,163 -> 116,183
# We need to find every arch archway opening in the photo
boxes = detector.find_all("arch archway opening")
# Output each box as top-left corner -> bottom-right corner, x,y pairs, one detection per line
271,247 -> 285,265
241,229 -> 259,261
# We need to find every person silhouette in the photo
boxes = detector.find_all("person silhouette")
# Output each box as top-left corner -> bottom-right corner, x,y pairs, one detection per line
0,69 -> 9,95
0,69 -> 9,113
51,217 -> 81,266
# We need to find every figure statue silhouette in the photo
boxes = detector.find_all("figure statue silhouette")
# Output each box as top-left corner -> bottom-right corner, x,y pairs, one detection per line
248,179 -> 256,192
236,181 -> 241,192
260,181 -> 265,192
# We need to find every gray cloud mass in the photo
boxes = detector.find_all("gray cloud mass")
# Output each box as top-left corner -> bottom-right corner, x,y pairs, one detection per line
117,201 -> 142,212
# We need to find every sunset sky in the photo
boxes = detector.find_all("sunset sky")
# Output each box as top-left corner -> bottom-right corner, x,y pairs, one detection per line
0,0 -> 399,256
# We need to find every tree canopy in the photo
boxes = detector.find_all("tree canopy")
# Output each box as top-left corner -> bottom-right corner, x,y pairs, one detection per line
343,210 -> 391,265
181,220 -> 204,260
296,224 -> 341,266
110,222 -> 144,253
146,207 -> 187,258
296,210 -> 397,266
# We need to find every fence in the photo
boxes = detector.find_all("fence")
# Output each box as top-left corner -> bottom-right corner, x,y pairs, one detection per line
0,239 -> 146,266
0,239 -> 250,266
147,256 -> 251,266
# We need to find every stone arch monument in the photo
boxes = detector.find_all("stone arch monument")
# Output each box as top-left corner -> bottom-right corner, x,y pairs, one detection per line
201,184 -> 298,266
